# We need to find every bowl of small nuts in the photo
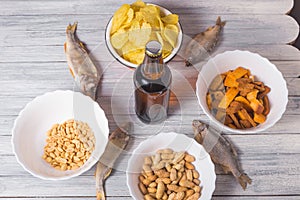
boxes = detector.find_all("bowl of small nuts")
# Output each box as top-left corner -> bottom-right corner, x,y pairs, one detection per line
12,90 -> 109,180
126,132 -> 216,200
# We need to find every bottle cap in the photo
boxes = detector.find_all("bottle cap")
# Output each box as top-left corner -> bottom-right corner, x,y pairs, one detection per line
145,41 -> 162,58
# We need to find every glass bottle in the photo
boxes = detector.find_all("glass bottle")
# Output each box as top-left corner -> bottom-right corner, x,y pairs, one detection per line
133,41 -> 172,124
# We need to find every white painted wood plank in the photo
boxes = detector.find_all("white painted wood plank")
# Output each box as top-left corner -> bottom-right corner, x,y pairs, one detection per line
4,14 -> 296,32
1,44 -> 300,64
1,95 -> 299,117
0,153 -> 299,197
2,133 -> 300,168
1,197 -> 297,200
0,0 -> 293,15
1,15 -> 298,47
1,76 -> 298,98
212,198 -> 300,200
0,15 -> 298,49
1,197 -> 298,200
2,114 -> 300,140
0,154 -> 299,197
0,60 -> 299,79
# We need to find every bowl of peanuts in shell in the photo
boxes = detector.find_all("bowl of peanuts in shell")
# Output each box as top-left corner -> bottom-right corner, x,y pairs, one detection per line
126,132 -> 216,200
12,90 -> 109,180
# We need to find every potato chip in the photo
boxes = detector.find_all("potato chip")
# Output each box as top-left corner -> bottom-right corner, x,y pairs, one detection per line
163,24 -> 178,48
155,31 -> 164,46
111,4 -> 130,35
129,22 -> 151,48
162,40 -> 173,58
119,8 -> 135,30
150,31 -> 158,42
155,6 -> 161,17
124,49 -> 145,64
110,0 -> 180,64
125,8 -> 135,25
157,16 -> 164,31
140,5 -> 160,29
135,11 -> 144,22
161,14 -> 179,25
131,0 -> 146,12
111,29 -> 128,49
121,41 -> 139,55
155,31 -> 173,58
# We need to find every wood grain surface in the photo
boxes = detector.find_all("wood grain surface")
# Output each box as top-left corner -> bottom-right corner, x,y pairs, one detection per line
0,0 -> 299,199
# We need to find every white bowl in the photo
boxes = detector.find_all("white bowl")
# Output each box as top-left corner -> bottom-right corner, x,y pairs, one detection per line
12,90 -> 109,180
127,132 -> 216,200
196,50 -> 288,133
105,4 -> 183,68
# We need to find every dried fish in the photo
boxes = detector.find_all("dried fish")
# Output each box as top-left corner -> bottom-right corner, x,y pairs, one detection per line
185,17 -> 226,67
192,120 -> 252,190
95,123 -> 131,200
64,22 -> 100,100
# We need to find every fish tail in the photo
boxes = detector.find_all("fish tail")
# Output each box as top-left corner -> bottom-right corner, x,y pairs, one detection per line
66,22 -> 78,34
96,187 -> 106,200
216,16 -> 226,27
238,173 -> 252,190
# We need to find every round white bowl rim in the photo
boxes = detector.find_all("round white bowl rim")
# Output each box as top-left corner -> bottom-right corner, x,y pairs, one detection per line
126,131 -> 216,199
196,50 -> 288,134
105,3 -> 183,68
11,90 -> 109,180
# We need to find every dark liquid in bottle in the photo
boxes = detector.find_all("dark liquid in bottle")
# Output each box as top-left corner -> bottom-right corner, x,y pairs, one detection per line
135,83 -> 170,123
133,40 -> 172,124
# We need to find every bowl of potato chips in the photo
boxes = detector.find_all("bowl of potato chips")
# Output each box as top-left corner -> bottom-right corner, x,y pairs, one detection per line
106,0 -> 183,68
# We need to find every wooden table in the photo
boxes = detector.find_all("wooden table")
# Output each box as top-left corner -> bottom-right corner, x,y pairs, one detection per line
1,0 -> 300,199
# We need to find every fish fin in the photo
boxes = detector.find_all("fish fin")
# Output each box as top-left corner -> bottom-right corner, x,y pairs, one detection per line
119,122 -> 133,134
79,41 -> 89,53
64,42 -> 67,53
104,168 -> 112,180
216,16 -> 226,27
95,165 -> 109,200
66,22 -> 78,34
230,144 -> 238,157
220,165 -> 231,174
69,67 -> 75,78
238,173 -> 252,190
79,42 -> 85,49
96,185 -> 106,200
222,135 -> 238,157
194,133 -> 203,144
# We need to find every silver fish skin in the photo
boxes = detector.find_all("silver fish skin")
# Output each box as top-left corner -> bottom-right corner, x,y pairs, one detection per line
185,17 -> 226,67
95,122 -> 131,200
64,22 -> 100,100
192,120 -> 252,190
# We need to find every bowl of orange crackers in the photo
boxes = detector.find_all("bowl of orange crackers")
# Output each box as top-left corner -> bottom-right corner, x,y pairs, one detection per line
196,50 -> 288,133
105,0 -> 183,68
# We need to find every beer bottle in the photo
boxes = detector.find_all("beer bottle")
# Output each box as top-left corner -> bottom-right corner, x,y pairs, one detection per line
133,41 -> 172,123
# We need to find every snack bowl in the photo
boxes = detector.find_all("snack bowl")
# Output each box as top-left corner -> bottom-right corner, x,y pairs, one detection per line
11,90 -> 109,180
126,132 -> 216,200
105,3 -> 183,68
196,50 -> 288,133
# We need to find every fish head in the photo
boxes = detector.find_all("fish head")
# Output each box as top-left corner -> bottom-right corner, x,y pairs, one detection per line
192,120 -> 209,144
79,75 -> 100,101
184,40 -> 202,67
184,49 -> 206,67
85,84 -> 97,101
185,41 -> 208,67
185,57 -> 193,67
110,122 -> 132,148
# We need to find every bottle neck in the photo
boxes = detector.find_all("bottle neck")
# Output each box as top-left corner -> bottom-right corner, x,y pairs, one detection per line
142,54 -> 164,80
